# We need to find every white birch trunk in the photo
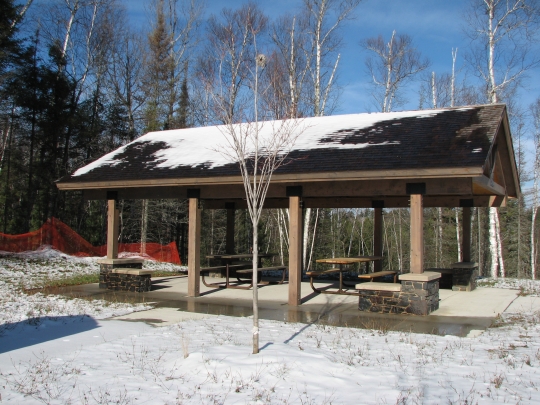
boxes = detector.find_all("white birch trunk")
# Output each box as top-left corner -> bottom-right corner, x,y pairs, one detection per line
252,229 -> 259,354
532,207 -> 538,280
437,208 -> 442,266
307,209 -> 319,271
347,209 -> 358,257
393,211 -> 402,270
495,211 -> 505,278
489,207 -> 499,278
451,48 -> 457,107
61,0 -> 80,60
303,208 -> 311,267
277,210 -> 285,265
141,199 -> 148,255
431,71 -> 437,108
383,31 -> 396,113
456,208 -> 461,262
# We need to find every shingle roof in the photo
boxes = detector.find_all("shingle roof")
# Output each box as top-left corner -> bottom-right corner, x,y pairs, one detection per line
58,104 -> 505,185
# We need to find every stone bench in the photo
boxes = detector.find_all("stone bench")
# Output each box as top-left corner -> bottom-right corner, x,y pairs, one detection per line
427,262 -> 478,291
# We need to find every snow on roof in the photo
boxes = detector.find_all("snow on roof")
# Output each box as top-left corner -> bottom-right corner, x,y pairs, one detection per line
73,108 -> 472,177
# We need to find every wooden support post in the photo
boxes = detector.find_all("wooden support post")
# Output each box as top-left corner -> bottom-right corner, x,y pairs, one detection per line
373,207 -> 383,272
410,194 -> 424,274
187,197 -> 201,297
462,207 -> 472,262
107,199 -> 119,259
288,196 -> 303,306
225,203 -> 235,254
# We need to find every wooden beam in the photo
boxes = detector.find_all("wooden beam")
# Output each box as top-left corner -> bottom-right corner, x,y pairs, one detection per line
82,177 -> 475,202
57,167 -> 483,191
462,207 -> 471,262
187,197 -> 201,297
288,196 -> 303,306
202,195 -> 495,209
410,194 -> 424,274
107,199 -> 119,259
472,175 -> 506,196
226,203 -> 235,254
489,195 -> 507,207
373,207 -> 383,272
498,113 -> 521,198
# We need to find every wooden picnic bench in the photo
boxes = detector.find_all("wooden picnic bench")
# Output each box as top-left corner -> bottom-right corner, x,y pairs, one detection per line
306,267 -> 359,295
233,265 -> 288,289
201,264 -> 250,288
308,256 -> 397,295
310,256 -> 385,295
201,252 -> 287,289
357,270 -> 398,283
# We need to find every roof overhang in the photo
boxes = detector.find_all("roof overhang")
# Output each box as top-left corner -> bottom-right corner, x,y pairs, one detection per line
57,167 -> 484,191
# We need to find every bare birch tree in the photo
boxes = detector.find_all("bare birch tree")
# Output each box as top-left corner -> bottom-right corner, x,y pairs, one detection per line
464,0 -> 540,278
271,0 -> 360,270
362,30 -> 429,112
217,52 -> 303,353
531,97 -> 540,279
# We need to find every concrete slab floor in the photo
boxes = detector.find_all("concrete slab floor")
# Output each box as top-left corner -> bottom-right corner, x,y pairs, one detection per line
505,295 -> 540,313
50,275 -> 524,337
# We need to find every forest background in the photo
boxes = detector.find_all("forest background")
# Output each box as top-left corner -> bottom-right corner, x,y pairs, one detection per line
1,0 -> 540,279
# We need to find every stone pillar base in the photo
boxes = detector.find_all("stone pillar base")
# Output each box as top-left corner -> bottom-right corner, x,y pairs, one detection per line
98,258 -> 145,291
357,283 -> 404,314
357,271 -> 441,316
107,269 -> 152,292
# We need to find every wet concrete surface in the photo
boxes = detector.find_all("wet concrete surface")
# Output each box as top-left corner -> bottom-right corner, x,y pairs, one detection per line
50,276 -> 499,337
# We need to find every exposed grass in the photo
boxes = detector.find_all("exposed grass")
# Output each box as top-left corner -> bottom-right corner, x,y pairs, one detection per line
151,271 -> 186,277
24,273 -> 99,293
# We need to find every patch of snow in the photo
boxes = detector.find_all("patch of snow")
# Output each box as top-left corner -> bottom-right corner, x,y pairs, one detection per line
478,277 -> 540,297
74,108 -> 472,176
1,309 -> 539,404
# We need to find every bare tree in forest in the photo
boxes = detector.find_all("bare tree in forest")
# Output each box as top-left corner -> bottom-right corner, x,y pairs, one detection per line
301,0 -> 361,116
531,98 -> 540,279
197,2 -> 268,124
362,31 -> 429,112
143,0 -> 201,131
107,24 -> 146,141
464,0 -> 540,278
141,0 -> 201,253
271,0 -> 360,268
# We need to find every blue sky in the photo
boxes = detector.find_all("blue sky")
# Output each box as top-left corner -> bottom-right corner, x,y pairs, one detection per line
125,0 -> 483,114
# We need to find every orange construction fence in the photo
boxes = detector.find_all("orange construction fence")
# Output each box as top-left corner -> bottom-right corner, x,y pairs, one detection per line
0,218 -> 181,264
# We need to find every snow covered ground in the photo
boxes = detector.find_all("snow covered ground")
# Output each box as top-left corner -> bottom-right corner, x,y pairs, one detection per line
478,277 -> 540,297
1,249 -> 539,404
0,248 -> 183,335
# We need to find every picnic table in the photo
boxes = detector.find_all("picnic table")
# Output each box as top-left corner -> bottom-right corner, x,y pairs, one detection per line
309,256 -> 384,295
202,253 -> 287,289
